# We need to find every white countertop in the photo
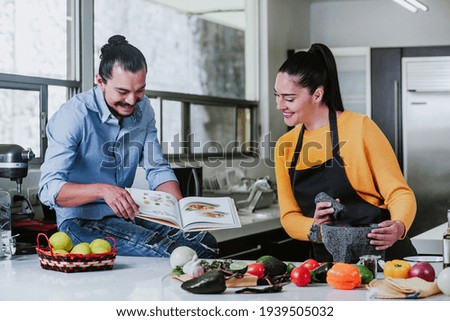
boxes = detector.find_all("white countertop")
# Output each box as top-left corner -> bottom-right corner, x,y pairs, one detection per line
411,223 -> 447,255
1,254 -> 449,301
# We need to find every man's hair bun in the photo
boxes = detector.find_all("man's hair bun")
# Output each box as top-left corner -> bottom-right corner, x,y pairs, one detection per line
100,35 -> 128,59
108,35 -> 128,46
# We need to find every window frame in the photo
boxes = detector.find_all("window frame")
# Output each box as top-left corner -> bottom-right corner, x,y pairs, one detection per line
0,73 -> 80,164
147,90 -> 258,161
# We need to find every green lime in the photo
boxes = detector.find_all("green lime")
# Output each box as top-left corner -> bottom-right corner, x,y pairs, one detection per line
229,261 -> 248,274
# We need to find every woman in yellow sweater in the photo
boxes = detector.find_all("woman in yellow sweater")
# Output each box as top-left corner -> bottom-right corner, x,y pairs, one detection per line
274,43 -> 417,261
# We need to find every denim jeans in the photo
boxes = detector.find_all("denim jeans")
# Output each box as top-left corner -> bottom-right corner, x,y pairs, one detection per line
59,216 -> 219,258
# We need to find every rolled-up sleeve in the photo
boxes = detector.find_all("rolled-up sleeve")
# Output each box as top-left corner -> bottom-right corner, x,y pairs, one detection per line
141,102 -> 178,190
38,105 -> 82,208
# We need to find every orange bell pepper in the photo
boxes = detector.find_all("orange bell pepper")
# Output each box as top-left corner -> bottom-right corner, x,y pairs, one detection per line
326,263 -> 361,290
383,259 -> 411,278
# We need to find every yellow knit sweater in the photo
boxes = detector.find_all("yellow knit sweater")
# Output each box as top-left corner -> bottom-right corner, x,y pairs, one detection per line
274,110 -> 416,241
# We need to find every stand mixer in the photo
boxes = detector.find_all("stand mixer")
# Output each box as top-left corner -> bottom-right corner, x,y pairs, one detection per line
0,144 -> 36,256
0,144 -> 35,194
0,144 -> 57,255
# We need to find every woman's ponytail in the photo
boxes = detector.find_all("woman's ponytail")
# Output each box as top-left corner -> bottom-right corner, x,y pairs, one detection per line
308,44 -> 344,112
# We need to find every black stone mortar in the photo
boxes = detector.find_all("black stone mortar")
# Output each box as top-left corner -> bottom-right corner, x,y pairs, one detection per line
309,224 -> 385,263
314,192 -> 347,220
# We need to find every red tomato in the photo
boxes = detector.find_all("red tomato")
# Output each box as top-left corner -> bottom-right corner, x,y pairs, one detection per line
301,259 -> 320,271
247,263 -> 266,279
290,266 -> 311,287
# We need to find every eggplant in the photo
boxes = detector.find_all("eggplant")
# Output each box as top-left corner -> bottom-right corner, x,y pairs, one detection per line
310,262 -> 334,283
181,270 -> 226,294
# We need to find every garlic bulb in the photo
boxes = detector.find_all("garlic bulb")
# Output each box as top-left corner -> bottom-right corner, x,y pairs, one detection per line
182,254 -> 204,278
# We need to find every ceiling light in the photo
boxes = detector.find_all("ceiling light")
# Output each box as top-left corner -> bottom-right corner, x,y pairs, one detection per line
392,0 -> 429,13
392,0 -> 418,12
405,0 -> 428,12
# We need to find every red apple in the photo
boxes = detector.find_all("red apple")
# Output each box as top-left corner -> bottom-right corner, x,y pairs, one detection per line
408,262 -> 436,282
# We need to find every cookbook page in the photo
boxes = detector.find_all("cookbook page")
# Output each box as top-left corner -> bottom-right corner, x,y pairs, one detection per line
127,188 -> 181,226
179,197 -> 240,230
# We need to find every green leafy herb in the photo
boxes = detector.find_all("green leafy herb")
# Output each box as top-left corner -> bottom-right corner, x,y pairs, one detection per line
199,259 -> 233,272
172,266 -> 184,276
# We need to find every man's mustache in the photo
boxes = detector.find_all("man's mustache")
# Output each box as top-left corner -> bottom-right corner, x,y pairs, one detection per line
115,102 -> 133,107
115,98 -> 142,108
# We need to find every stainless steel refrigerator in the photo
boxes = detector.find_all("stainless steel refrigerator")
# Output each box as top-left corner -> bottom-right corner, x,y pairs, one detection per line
402,56 -> 450,236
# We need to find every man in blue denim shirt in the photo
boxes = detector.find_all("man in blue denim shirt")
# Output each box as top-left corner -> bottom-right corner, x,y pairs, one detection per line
39,35 -> 218,258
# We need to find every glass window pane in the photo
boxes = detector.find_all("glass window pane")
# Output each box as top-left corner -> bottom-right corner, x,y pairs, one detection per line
161,101 -> 182,154
0,0 -> 75,80
94,0 -> 245,98
0,88 -> 40,157
48,86 -> 69,120
237,108 -> 252,152
335,54 -> 368,115
190,105 -> 236,154
149,98 -> 161,135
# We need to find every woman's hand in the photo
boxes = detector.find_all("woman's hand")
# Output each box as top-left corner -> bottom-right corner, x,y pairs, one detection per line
368,220 -> 405,251
314,201 -> 336,225
101,184 -> 140,221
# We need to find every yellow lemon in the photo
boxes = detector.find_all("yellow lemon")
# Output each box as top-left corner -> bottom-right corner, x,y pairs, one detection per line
90,245 -> 111,254
49,232 -> 73,251
70,242 -> 92,255
53,249 -> 69,255
90,239 -> 112,253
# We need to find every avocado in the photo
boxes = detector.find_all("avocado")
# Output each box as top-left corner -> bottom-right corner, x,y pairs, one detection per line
256,255 -> 287,276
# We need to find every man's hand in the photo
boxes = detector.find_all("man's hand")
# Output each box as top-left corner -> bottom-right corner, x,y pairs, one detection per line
56,182 -> 139,220
101,185 -> 140,220
368,220 -> 405,251
155,180 -> 183,200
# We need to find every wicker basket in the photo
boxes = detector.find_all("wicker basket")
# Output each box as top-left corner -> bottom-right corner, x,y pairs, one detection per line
36,233 -> 118,273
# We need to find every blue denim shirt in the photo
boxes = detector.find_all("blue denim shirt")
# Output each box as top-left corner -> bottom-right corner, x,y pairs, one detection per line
38,86 -> 177,225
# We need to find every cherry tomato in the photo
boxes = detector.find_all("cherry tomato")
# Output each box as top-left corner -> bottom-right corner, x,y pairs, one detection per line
301,259 -> 320,271
290,266 -> 311,287
246,263 -> 266,279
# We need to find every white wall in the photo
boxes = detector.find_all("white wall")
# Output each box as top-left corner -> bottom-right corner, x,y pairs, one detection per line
259,0 -> 311,160
310,0 -> 450,47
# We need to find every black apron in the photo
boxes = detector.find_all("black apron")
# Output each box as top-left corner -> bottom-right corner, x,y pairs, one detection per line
289,110 -> 417,262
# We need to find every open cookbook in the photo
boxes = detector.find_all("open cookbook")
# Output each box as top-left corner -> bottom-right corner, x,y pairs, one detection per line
126,188 -> 241,231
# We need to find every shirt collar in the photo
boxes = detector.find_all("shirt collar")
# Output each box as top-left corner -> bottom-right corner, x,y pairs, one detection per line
94,86 -> 143,124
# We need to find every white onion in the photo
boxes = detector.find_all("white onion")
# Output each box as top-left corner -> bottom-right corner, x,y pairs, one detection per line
437,267 -> 450,295
170,246 -> 196,268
